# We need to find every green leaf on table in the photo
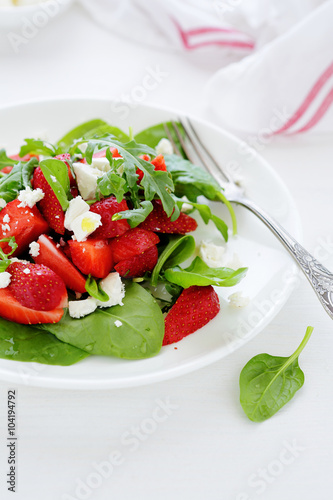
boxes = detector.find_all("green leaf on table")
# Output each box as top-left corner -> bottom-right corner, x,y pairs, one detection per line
39,158 -> 70,210
164,256 -> 247,288
19,138 -> 59,157
151,235 -> 196,287
113,200 -> 153,228
0,317 -> 89,366
239,326 -> 314,422
0,158 -> 37,203
41,282 -> 165,360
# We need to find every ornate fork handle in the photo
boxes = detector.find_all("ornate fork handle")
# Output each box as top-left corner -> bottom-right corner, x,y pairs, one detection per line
238,196 -> 333,319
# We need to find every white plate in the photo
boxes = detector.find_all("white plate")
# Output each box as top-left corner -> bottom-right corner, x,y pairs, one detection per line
0,0 -> 73,30
0,98 -> 302,389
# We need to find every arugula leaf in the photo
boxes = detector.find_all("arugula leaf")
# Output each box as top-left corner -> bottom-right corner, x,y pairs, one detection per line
0,317 -> 89,366
57,119 -> 129,151
85,275 -> 109,302
151,235 -> 196,287
113,200 -> 153,228
19,138 -> 59,157
0,149 -> 19,171
240,326 -> 314,422
0,158 -> 37,203
41,282 -> 165,360
39,159 -> 70,210
165,154 -> 237,234
164,256 -> 247,288
96,171 -> 127,202
137,157 -> 175,217
0,237 -> 17,272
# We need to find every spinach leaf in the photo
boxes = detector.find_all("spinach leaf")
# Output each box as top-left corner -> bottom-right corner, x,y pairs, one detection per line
85,275 -> 109,302
177,198 -> 228,242
164,256 -> 247,288
239,326 -> 314,422
151,235 -> 196,287
165,154 -> 237,234
41,282 -> 164,359
0,317 -> 89,366
19,138 -> 59,157
134,121 -> 183,151
113,200 -> 153,228
0,158 -> 37,203
0,149 -> 19,171
57,119 -> 129,151
96,171 -> 127,202
39,158 -> 70,210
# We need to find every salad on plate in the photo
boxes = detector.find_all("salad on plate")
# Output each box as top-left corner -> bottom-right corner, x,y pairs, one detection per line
0,119 -> 247,366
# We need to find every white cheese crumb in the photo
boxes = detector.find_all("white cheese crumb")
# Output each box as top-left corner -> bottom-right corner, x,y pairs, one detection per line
91,157 -> 111,172
70,211 -> 102,242
72,162 -> 103,200
94,272 -> 125,308
3,214 -> 10,223
156,138 -> 173,156
199,241 -> 226,268
50,175 -> 57,182
68,297 -> 97,319
17,186 -> 44,208
180,196 -> 193,213
29,241 -> 40,257
64,196 -> 90,231
23,268 -> 31,274
228,292 -> 250,308
1,224 -> 10,232
0,198 -> 7,209
114,320 -> 123,327
0,272 -> 11,289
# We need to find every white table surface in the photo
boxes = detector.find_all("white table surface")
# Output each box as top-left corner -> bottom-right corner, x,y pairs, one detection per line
1,4 -> 333,500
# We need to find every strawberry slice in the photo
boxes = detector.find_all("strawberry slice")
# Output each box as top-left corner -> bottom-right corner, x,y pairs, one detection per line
55,153 -> 76,187
139,200 -> 197,233
115,245 -> 158,278
1,166 -> 13,174
33,234 -> 87,293
163,285 -> 220,345
7,262 -> 67,311
2,154 -> 40,174
0,289 -> 64,325
32,166 -> 65,234
109,228 -> 159,264
90,196 -> 130,239
136,154 -> 167,183
0,199 -> 49,256
68,238 -> 114,279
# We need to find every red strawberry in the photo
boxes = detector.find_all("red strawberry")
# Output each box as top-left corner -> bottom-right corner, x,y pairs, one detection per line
90,196 -> 130,239
68,238 -> 114,279
115,245 -> 158,278
55,153 -> 76,187
136,154 -> 167,183
7,262 -> 67,312
109,228 -> 159,264
0,199 -> 49,256
139,200 -> 197,233
32,166 -> 65,234
33,234 -> 87,293
163,285 -> 220,345
1,166 -> 13,174
2,153 -> 40,174
0,289 -> 64,325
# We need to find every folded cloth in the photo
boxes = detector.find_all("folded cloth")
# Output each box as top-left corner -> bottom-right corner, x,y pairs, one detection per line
205,0 -> 333,136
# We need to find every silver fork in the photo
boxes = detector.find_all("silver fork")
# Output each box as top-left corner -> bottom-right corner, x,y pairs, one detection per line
164,118 -> 333,320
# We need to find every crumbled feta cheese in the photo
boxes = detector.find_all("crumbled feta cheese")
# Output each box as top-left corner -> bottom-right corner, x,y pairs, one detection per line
3,214 -> 10,223
17,186 -> 44,208
72,162 -> 103,200
94,272 -> 125,308
29,241 -> 40,257
23,268 -> 31,274
199,241 -> 226,268
228,292 -> 250,308
0,198 -> 7,209
91,157 -> 111,172
1,224 -> 10,232
180,196 -> 193,213
0,272 -> 11,289
156,138 -> 173,156
68,297 -> 97,319
64,196 -> 90,231
114,320 -> 123,328
50,175 -> 57,183
70,211 -> 102,242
